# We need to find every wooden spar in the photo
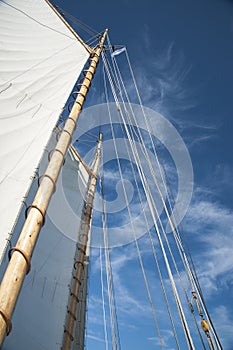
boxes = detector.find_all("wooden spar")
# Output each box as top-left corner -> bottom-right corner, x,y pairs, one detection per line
0,29 -> 108,346
62,133 -> 102,350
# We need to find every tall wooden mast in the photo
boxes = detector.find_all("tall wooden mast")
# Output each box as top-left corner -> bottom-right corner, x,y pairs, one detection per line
62,133 -> 102,350
0,28 -> 108,346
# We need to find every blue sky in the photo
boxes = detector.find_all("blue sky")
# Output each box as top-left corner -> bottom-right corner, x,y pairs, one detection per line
53,1 -> 233,348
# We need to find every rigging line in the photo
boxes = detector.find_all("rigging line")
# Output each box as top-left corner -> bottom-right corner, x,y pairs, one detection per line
54,5 -> 97,36
76,141 -> 97,147
110,44 -> 200,307
123,47 -> 201,289
105,41 -> 184,347
123,49 -> 221,349
106,45 -> 192,300
100,169 -> 122,350
99,150 -> 119,350
103,54 -> 195,350
99,246 -> 109,350
111,48 -> 215,350
76,139 -> 97,143
103,69 -> 165,350
74,127 -> 100,139
112,71 -> 208,350
115,113 -> 181,349
162,169 -> 222,349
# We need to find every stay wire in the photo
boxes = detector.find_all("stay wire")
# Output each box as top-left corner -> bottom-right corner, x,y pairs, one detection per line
99,245 -> 109,350
100,166 -> 122,350
108,43 -> 210,347
102,49 -> 195,349
103,66 -> 166,349
109,95 -> 181,348
54,5 -> 97,36
124,47 -> 221,349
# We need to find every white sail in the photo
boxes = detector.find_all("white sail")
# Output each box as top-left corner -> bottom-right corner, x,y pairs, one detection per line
0,0 -> 90,261
0,129 -> 90,349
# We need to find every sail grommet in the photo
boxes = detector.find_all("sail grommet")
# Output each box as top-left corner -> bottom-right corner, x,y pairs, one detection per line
8,247 -> 31,275
0,309 -> 12,336
38,174 -> 56,193
25,205 -> 46,226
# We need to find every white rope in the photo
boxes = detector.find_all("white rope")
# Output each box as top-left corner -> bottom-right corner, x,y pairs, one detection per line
107,43 -> 211,347
102,50 -> 195,349
100,246 -> 109,350
103,66 -> 165,349
124,48 -> 222,350
100,158 -> 121,350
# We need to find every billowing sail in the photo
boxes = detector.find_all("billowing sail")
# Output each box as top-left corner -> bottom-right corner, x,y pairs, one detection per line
0,128 -> 90,349
0,0 -> 90,261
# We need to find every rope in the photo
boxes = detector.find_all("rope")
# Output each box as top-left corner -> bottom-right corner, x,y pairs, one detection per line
103,68 -> 165,349
106,40 -> 212,348
102,49 -> 195,349
124,49 -> 222,349
100,246 -> 109,350
100,168 -> 121,350
104,41 -> 182,347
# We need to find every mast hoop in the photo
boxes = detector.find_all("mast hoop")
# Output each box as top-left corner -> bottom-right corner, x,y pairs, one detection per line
78,247 -> 86,255
74,260 -> 84,270
38,174 -> 57,193
64,329 -> 74,341
8,247 -> 31,275
0,309 -> 12,336
25,205 -> 46,226
76,92 -> 86,101
67,309 -> 77,321
60,129 -> 72,144
70,292 -> 79,302
48,149 -> 66,165
79,76 -> 92,85
68,100 -> 83,112
77,83 -> 90,91
83,69 -> 94,78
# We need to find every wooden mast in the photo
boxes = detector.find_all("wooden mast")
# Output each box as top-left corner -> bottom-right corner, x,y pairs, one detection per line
62,133 -> 102,350
0,29 -> 108,346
